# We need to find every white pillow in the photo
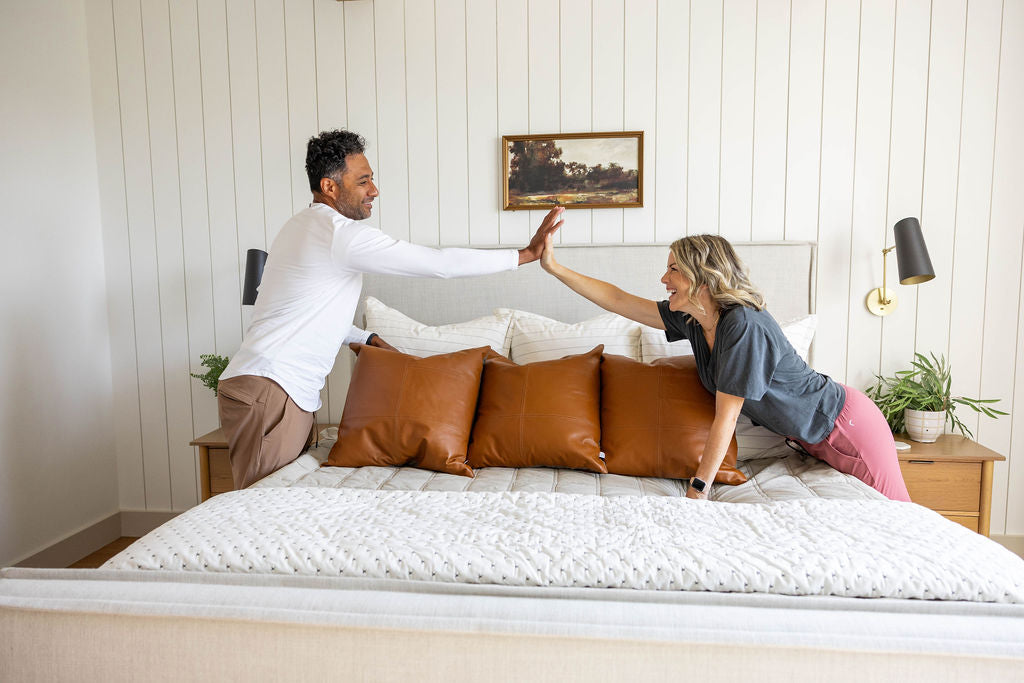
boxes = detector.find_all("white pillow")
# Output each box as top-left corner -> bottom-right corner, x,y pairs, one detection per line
499,309 -> 642,364
734,414 -> 792,461
640,314 -> 818,363
640,325 -> 692,361
363,296 -> 513,357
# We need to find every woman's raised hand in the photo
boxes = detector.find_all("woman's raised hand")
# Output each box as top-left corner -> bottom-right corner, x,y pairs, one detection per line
540,229 -> 559,274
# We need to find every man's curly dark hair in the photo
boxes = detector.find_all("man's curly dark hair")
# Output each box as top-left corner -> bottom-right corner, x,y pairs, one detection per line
305,129 -> 366,193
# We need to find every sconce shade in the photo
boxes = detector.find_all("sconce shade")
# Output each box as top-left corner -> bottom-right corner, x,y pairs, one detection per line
893,217 -> 935,285
242,248 -> 268,305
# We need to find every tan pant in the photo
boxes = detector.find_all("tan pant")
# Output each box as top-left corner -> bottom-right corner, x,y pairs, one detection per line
217,375 -> 315,489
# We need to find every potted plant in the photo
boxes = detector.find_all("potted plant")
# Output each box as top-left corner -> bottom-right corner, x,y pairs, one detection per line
190,354 -> 230,397
865,352 -> 1006,442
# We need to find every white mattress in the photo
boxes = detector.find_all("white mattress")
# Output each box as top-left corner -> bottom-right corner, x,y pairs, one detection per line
252,429 -> 887,504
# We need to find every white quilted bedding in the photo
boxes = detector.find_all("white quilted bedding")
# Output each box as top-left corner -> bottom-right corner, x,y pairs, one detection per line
250,433 -> 886,503
105,487 -> 1024,603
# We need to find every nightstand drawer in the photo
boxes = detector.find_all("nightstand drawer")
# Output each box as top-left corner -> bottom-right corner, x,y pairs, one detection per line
209,447 -> 234,495
900,460 -> 980,512
943,515 -> 980,533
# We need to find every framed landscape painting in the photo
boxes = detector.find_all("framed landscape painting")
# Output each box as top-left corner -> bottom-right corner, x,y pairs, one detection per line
502,131 -> 643,210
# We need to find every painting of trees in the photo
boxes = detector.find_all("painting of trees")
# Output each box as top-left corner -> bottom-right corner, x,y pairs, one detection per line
504,132 -> 642,209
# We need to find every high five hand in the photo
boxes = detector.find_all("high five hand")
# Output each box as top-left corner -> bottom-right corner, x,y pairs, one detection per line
518,206 -> 565,265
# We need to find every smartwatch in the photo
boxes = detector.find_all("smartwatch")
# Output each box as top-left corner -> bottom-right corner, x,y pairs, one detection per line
366,333 -> 378,346
689,477 -> 708,494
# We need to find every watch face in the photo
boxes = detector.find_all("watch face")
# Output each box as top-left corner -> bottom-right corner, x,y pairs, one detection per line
691,478 -> 706,492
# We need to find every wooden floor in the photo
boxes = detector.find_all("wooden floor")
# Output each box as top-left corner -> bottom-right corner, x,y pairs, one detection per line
67,537 -> 138,568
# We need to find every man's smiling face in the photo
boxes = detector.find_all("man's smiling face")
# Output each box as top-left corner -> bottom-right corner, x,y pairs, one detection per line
332,153 -> 378,220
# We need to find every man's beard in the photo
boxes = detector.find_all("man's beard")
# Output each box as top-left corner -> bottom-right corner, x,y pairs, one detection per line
336,198 -> 370,221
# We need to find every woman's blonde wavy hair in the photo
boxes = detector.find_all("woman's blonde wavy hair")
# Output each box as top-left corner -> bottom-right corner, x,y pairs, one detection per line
669,234 -> 766,316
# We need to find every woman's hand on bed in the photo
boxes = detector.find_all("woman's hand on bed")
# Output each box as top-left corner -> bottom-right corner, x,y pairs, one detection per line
518,206 -> 564,265
685,486 -> 708,501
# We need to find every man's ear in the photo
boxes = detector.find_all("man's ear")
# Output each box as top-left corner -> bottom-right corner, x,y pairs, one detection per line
319,176 -> 338,196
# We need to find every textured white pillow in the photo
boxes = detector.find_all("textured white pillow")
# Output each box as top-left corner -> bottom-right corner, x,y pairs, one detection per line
734,414 -> 792,461
499,309 -> 642,364
640,325 -> 692,361
640,314 -> 818,363
363,296 -> 513,357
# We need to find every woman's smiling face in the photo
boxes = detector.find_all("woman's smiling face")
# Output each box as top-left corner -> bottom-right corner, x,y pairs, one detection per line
661,253 -> 694,312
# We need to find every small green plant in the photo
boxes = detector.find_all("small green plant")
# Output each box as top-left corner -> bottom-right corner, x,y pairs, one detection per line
190,354 -> 230,396
865,352 -> 1006,438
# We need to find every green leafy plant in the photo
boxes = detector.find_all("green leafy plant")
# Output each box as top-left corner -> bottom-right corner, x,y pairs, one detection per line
865,352 -> 1006,438
190,354 -> 230,396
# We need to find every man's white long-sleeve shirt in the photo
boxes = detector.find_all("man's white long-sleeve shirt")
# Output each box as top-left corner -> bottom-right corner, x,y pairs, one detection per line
221,203 -> 519,411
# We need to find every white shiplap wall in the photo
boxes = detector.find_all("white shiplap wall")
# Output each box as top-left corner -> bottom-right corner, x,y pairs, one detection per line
84,0 -> 1024,533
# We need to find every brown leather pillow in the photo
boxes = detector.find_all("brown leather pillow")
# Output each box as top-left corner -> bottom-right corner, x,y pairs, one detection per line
468,346 -> 606,473
600,354 -> 746,484
327,344 -> 488,477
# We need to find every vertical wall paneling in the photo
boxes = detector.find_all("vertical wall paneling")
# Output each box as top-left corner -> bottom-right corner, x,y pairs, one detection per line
85,0 -> 1024,528
314,0 -> 347,131
687,0 -> 723,236
197,0 -> 243,362
947,0 -> 1002,441
113,0 -> 171,510
719,0 -> 756,243
591,0 -> 626,243
85,0 -> 146,510
527,0 -> 560,241
845,0 -> 895,392
405,0 -> 440,246
915,0 -> 966,365
558,0 -> 594,243
342,0 -> 378,235
784,0 -> 825,243
141,0 -> 196,510
878,0 -> 930,377
286,0 -> 319,216
750,0 -> 790,240
497,0 -> 530,244
654,0 -> 689,242
435,0 -> 471,245
170,0 -> 217,502
987,0 -> 1024,535
814,0 -> 860,382
255,0 -> 294,246
622,0 -> 657,244
465,0 -> 500,245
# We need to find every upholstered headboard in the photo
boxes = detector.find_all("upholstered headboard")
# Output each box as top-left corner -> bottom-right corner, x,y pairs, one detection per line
357,241 -> 816,326
319,241 -> 816,422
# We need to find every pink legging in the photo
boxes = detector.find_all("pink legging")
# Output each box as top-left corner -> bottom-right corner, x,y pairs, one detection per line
796,385 -> 911,501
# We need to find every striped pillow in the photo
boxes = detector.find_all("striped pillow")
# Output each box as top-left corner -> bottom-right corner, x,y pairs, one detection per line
363,296 -> 513,357
640,314 -> 818,363
499,309 -> 641,364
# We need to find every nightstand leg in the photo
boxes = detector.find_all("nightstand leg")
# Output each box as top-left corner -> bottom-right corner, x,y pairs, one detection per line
979,460 -> 993,537
199,446 -> 212,502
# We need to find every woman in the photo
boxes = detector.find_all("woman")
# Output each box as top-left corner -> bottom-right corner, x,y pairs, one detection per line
541,233 -> 911,502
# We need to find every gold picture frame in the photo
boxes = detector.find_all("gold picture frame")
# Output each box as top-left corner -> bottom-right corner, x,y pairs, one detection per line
502,131 -> 644,210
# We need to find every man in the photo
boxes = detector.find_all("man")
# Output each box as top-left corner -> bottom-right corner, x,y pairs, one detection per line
217,129 -> 564,489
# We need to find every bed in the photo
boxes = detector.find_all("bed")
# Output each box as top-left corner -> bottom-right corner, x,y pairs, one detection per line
3,242 -> 1024,681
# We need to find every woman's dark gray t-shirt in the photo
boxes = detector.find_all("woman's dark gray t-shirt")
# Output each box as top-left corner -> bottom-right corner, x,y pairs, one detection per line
657,301 -> 845,444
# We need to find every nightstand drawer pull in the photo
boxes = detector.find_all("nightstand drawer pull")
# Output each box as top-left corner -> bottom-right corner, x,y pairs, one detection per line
908,460 -> 934,464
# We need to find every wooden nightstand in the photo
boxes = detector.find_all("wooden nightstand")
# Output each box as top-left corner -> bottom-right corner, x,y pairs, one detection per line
190,427 -> 233,501
896,434 -> 1005,536
191,424 -> 329,501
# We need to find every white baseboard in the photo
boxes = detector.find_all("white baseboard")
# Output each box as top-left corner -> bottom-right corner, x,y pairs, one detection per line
991,534 -> 1024,559
15,513 -> 121,568
14,510 -> 181,569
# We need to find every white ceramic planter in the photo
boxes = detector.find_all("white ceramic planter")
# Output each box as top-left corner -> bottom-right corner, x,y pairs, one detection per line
904,408 -> 945,443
